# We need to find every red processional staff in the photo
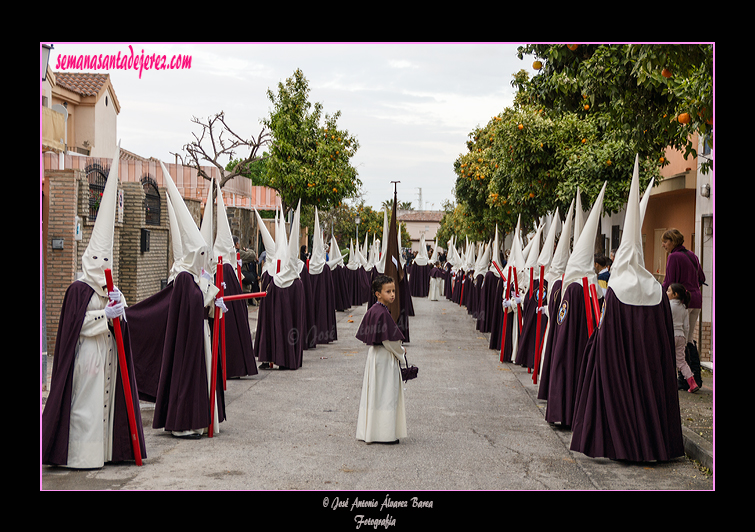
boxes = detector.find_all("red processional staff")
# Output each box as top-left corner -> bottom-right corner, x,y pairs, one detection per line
589,283 -> 601,330
512,267 -> 522,333
104,269 -> 142,466
208,255 -> 267,438
582,277 -> 594,337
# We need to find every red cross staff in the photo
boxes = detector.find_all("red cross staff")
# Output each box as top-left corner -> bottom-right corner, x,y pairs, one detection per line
582,277 -> 594,337
208,256 -> 224,438
208,256 -> 267,437
104,269 -> 142,465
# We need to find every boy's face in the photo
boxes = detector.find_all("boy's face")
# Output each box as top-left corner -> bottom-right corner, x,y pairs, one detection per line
377,282 -> 395,304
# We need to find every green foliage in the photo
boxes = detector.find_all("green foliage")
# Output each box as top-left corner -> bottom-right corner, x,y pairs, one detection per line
226,153 -> 268,186
438,44 -> 712,246
515,43 -> 713,172
261,68 -> 362,212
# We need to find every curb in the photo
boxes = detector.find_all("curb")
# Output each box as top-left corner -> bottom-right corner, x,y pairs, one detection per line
682,425 -> 713,472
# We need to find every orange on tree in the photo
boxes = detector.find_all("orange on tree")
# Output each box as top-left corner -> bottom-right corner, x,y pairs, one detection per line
677,112 -> 691,124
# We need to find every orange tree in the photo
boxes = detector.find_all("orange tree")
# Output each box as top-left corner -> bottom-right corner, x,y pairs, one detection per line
261,68 -> 361,213
515,44 -> 713,172
443,68 -> 660,246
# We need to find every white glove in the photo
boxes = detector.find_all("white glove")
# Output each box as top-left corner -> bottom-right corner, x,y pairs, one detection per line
215,297 -> 228,314
503,299 -> 511,309
201,268 -> 214,284
105,299 -> 126,320
108,287 -> 123,303
514,295 -> 522,305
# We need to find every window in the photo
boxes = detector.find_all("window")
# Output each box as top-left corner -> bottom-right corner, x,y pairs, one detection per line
86,161 -> 110,221
142,175 -> 161,226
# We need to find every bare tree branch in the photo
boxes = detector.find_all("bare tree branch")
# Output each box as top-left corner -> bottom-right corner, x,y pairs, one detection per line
172,111 -> 272,189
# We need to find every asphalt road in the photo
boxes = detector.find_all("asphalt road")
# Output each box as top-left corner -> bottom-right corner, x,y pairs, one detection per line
41,294 -> 713,501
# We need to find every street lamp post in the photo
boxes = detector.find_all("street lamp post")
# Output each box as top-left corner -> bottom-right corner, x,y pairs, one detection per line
355,214 -> 361,244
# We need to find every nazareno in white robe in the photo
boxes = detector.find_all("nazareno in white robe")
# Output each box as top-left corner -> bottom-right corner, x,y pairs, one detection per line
67,290 -> 120,468
356,339 -> 407,443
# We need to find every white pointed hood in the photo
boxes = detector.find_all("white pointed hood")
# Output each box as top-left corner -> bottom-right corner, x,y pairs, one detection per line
308,207 -> 327,275
573,187 -> 584,247
327,232 -> 346,269
375,208 -> 389,273
488,225 -> 503,277
166,194 -> 183,283
510,216 -> 527,294
562,182 -> 607,293
213,179 -> 236,274
473,240 -> 491,277
413,233 -> 429,266
638,176 -> 655,264
640,176 -> 654,223
254,207 -> 276,277
525,218 -> 545,280
429,240 -> 440,264
80,142 -> 121,297
608,156 -> 662,306
274,201 -> 301,288
347,239 -> 360,270
200,180 -> 216,275
537,209 -> 561,276
161,161 -> 212,284
545,199 -> 574,286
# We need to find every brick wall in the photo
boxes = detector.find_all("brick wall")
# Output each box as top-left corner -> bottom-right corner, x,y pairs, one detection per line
44,159 -> 267,356
119,181 -> 171,304
692,320 -> 713,364
44,168 -> 122,355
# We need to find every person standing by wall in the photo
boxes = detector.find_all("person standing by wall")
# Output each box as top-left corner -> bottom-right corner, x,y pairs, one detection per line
661,228 -> 706,389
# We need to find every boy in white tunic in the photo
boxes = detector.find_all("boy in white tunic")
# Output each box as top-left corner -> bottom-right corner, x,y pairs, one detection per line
355,275 -> 407,444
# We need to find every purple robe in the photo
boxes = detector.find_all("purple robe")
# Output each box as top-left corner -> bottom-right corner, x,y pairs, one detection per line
215,263 -> 257,377
409,262 -> 431,298
444,264 -> 453,300
298,266 -> 317,350
43,281 -> 147,465
126,282 -> 173,402
356,301 -> 405,345
487,274 -> 505,350
476,271 -> 495,333
307,264 -> 338,346
253,277 -> 306,369
331,266 -> 351,312
152,271 -> 226,432
542,280 -> 593,426
570,289 -> 685,462
537,278 -> 563,401
515,279 -> 549,370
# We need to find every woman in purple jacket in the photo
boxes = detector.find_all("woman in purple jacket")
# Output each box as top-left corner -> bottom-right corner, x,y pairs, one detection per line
661,228 -> 706,388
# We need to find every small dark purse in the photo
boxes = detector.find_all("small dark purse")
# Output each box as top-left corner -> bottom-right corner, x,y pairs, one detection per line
401,353 -> 418,382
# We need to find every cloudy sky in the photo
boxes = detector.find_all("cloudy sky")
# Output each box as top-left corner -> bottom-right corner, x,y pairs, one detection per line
45,42 -> 540,211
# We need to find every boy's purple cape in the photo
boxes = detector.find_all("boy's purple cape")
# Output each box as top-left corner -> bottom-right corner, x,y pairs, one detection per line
356,301 -> 405,345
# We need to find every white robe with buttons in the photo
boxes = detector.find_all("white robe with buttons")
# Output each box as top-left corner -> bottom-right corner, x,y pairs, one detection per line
66,291 -> 119,468
356,340 -> 407,443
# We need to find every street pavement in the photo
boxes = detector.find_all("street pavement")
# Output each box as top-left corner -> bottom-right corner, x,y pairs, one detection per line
41,294 -> 713,498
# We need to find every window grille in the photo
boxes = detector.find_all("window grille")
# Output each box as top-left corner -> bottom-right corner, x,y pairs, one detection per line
86,161 -> 110,221
142,175 -> 161,225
